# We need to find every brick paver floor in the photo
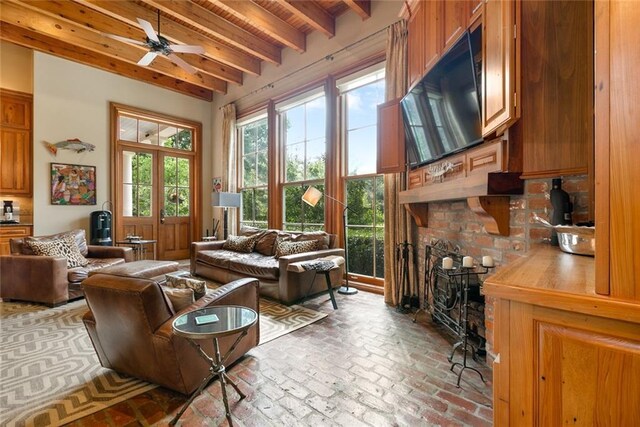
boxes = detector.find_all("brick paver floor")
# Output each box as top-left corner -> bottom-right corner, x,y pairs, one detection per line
70,290 -> 493,426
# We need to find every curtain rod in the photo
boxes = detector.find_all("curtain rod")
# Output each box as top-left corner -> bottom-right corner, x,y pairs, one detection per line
220,20 -> 401,109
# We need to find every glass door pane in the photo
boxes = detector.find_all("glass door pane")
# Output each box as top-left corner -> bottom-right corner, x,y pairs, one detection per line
122,151 -> 153,217
163,155 -> 190,217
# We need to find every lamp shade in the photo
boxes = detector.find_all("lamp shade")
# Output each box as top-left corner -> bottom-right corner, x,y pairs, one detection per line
211,192 -> 241,208
302,186 -> 322,207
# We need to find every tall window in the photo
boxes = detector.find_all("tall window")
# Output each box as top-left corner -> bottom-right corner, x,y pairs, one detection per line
340,67 -> 386,282
238,115 -> 268,229
279,92 -> 326,231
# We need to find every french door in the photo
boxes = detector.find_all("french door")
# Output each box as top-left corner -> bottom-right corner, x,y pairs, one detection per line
112,104 -> 201,260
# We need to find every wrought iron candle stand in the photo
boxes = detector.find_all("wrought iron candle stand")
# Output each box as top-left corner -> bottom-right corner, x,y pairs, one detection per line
418,241 -> 493,387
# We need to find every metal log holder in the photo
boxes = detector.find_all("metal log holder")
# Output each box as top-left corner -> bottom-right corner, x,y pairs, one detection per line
418,240 -> 493,387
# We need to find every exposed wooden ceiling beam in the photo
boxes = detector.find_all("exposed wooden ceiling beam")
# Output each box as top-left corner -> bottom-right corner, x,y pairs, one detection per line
77,0 -> 261,76
1,1 -> 226,92
342,0 -> 371,20
209,0 -> 306,53
273,0 -> 335,38
0,22 -> 215,100
17,0 -> 242,85
143,0 -> 281,65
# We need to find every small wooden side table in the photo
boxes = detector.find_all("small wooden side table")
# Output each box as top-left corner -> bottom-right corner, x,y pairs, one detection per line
170,305 -> 258,426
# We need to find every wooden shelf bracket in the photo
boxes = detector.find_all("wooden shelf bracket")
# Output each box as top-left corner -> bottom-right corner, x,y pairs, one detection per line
467,196 -> 510,236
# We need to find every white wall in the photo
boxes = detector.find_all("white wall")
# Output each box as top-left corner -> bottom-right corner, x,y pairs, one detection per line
0,42 -> 33,93
33,53 -> 212,235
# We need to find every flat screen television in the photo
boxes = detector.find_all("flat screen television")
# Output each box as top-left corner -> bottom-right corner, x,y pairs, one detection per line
401,32 -> 482,168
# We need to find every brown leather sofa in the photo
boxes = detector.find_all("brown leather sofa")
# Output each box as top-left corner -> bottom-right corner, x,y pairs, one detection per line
192,229 -> 345,305
0,229 -> 133,306
82,274 -> 260,395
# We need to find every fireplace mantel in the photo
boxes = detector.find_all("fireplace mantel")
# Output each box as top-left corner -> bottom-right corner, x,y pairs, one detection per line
399,140 -> 524,236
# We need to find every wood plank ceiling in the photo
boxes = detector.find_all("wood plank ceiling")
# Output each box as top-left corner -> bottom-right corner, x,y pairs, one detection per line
0,0 -> 372,101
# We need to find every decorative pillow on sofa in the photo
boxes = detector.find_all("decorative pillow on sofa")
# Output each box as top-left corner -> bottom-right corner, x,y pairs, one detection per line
292,231 -> 331,250
255,231 -> 278,256
21,229 -> 89,256
162,287 -> 195,312
223,234 -> 259,253
165,273 -> 207,299
27,234 -> 89,268
275,239 -> 318,258
240,227 -> 279,256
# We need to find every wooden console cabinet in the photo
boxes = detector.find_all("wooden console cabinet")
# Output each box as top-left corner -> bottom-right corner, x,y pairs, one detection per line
0,225 -> 31,255
484,247 -> 640,425
485,2 -> 640,422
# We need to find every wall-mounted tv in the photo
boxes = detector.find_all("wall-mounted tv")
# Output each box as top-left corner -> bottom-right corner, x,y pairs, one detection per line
401,32 -> 482,168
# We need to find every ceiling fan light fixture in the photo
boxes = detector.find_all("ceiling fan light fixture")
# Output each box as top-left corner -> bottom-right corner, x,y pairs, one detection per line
104,10 -> 204,75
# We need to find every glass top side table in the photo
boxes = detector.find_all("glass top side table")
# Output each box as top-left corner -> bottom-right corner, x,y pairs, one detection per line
170,305 -> 258,426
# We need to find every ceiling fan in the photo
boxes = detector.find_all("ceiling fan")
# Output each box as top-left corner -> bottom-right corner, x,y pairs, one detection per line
105,11 -> 205,74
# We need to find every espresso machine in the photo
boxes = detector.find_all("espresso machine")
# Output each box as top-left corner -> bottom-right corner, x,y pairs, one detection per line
2,200 -> 17,223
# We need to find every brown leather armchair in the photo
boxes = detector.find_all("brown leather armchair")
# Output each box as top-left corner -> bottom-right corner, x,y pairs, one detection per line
82,274 -> 260,395
0,229 -> 133,307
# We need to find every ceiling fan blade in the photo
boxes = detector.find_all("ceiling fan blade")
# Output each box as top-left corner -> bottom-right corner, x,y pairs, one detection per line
138,51 -> 158,66
104,33 -> 145,46
169,44 -> 205,54
168,53 -> 197,74
137,18 -> 159,42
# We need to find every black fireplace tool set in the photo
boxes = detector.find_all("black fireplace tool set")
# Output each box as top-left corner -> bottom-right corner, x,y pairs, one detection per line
395,241 -> 419,313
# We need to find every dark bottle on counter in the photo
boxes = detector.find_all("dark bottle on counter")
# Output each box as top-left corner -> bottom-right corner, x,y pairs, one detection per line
550,178 -> 573,245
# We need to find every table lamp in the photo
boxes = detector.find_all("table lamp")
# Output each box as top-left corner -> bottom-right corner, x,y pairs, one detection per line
211,192 -> 241,240
302,186 -> 357,295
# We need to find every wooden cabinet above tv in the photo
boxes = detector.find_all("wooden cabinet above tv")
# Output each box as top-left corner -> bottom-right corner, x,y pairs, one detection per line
405,0 -> 521,137
515,0 -> 593,180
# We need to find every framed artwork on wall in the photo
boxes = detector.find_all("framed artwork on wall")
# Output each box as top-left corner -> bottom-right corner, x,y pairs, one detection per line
213,177 -> 222,192
51,163 -> 96,205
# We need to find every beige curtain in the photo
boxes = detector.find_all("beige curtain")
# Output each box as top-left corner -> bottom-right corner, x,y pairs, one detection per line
383,20 -> 415,306
221,103 -> 238,235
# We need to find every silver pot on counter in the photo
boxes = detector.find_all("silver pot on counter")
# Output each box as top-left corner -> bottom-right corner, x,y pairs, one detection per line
532,214 -> 595,256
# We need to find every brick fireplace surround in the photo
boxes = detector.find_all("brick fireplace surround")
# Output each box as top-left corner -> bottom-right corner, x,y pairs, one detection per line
416,176 -> 590,356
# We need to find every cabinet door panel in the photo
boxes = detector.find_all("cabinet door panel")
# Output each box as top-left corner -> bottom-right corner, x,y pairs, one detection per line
443,0 -> 467,51
482,0 -> 518,136
407,2 -> 426,89
0,129 -> 31,194
377,99 -> 405,174
1,95 -> 30,129
519,0 -> 593,179
538,323 -> 640,426
424,0 -> 443,73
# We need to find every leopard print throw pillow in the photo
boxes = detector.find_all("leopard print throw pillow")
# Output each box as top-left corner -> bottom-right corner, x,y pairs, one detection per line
274,239 -> 318,258
222,234 -> 259,253
28,234 -> 89,268
165,273 -> 207,300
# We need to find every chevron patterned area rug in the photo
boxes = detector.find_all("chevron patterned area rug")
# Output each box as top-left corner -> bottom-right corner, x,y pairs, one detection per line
1,295 -> 325,426
259,298 -> 327,344
0,300 -> 156,427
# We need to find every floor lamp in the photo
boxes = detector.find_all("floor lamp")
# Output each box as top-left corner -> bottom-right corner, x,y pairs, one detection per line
211,192 -> 241,240
302,186 -> 358,295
